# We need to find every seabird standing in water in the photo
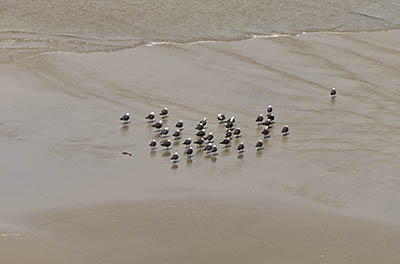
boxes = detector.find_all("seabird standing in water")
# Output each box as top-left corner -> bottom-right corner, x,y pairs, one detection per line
237,142 -> 245,154
196,129 -> 206,137
176,120 -> 184,131
220,138 -> 231,148
160,127 -> 169,138
261,126 -> 270,138
195,123 -> 205,130
199,117 -> 207,128
145,112 -> 155,123
225,129 -> 233,139
182,137 -> 192,148
160,107 -> 169,118
172,130 -> 181,140
217,113 -> 226,124
120,113 -> 130,124
281,125 -> 290,136
152,120 -> 163,132
185,147 -> 194,158
267,105 -> 273,114
170,152 -> 180,163
331,88 -> 337,99
256,114 -> 264,125
211,145 -> 218,156
255,140 -> 264,151
204,132 -> 214,143
261,119 -> 272,126
161,140 -> 172,150
233,127 -> 241,138
194,138 -> 204,148
267,113 -> 275,123
225,121 -> 234,129
204,143 -> 213,153
149,140 -> 157,151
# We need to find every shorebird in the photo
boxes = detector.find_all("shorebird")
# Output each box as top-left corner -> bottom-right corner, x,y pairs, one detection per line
120,113 -> 130,124
267,105 -> 273,114
261,126 -> 270,138
255,140 -> 264,151
267,113 -> 275,123
281,125 -> 290,136
237,142 -> 245,154
195,123 -> 204,130
160,107 -> 169,118
160,127 -> 169,138
172,130 -> 181,140
261,119 -> 272,126
256,114 -> 264,125
196,129 -> 206,137
149,140 -> 157,151
199,117 -> 207,127
170,152 -> 179,163
204,132 -> 214,142
175,120 -> 184,131
152,120 -> 163,132
185,147 -> 194,158
233,127 -> 241,138
217,113 -> 226,124
145,112 -> 155,123
220,138 -> 231,148
204,143 -> 213,153
194,138 -> 204,148
161,140 -> 172,150
225,129 -> 233,139
211,145 -> 218,156
225,121 -> 234,129
182,137 -> 192,148
331,88 -> 337,99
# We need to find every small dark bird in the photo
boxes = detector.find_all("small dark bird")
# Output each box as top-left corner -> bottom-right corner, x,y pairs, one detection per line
237,142 -> 245,153
267,105 -> 273,114
256,114 -> 264,125
261,126 -> 270,138
194,138 -> 204,147
204,132 -> 214,142
185,147 -> 194,158
182,137 -> 192,147
267,113 -> 275,123
170,152 -> 179,163
149,140 -> 157,151
225,129 -> 233,139
120,113 -> 130,124
229,116 -> 235,123
225,121 -> 234,129
161,140 -> 172,150
160,127 -> 169,137
172,130 -> 181,140
211,145 -> 218,156
233,127 -> 241,138
220,138 -> 231,148
176,120 -> 184,130
195,123 -> 204,130
196,129 -> 206,137
331,88 -> 337,99
199,117 -> 207,127
255,140 -> 264,150
152,120 -> 163,130
145,112 -> 155,122
204,143 -> 213,152
217,113 -> 226,123
261,119 -> 272,126
160,107 -> 168,118
281,125 -> 290,136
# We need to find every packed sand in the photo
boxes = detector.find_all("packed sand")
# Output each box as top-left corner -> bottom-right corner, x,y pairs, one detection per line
1,29 -> 400,263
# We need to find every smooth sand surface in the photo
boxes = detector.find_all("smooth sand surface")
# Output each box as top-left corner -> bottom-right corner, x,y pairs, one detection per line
1,30 -> 400,263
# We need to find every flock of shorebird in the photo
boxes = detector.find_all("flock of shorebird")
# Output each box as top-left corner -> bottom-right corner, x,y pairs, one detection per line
119,88 -> 337,164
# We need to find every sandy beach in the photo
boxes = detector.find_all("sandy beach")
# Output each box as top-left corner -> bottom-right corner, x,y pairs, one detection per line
1,29 -> 400,263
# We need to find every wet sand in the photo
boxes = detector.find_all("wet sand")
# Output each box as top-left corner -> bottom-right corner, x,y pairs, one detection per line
1,29 -> 400,263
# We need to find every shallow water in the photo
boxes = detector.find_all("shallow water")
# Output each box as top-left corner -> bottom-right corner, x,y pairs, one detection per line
1,0 -> 400,62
